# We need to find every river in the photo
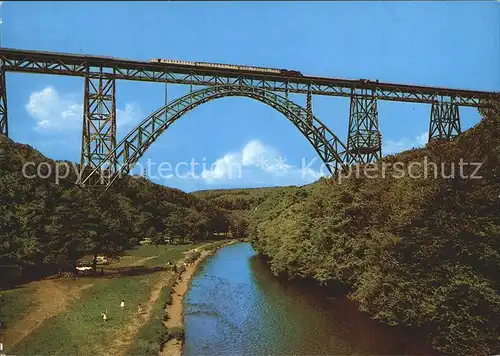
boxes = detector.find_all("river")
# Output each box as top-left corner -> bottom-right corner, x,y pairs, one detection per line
184,242 -> 433,355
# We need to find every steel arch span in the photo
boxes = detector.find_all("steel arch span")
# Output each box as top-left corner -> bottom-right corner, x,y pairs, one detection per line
80,85 -> 354,189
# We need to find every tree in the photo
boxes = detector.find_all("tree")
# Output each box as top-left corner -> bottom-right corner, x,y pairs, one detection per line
164,210 -> 186,244
151,233 -> 164,248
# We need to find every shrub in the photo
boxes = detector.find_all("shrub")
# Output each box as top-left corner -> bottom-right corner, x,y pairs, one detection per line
167,327 -> 185,341
162,286 -> 173,306
185,251 -> 201,264
129,237 -> 139,246
125,278 -> 177,355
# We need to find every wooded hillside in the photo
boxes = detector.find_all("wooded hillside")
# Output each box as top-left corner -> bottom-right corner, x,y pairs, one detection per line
0,136 -> 231,286
250,103 -> 500,355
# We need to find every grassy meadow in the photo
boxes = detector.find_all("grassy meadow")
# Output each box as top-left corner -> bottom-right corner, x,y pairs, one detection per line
0,286 -> 39,331
1,242 -> 210,355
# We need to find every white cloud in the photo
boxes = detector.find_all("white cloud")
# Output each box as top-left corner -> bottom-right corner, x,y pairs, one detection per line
241,140 -> 269,166
201,153 -> 242,181
26,86 -> 142,131
201,140 -> 326,185
26,87 -> 82,131
383,131 -> 428,155
117,102 -> 142,127
415,132 -> 428,146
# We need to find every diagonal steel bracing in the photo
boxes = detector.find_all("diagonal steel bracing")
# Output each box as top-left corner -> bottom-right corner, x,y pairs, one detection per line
428,99 -> 461,141
347,90 -> 382,164
306,88 -> 313,126
81,72 -> 116,185
0,65 -> 7,136
1,47 -> 496,187
0,48 -> 495,108
80,85 -> 355,189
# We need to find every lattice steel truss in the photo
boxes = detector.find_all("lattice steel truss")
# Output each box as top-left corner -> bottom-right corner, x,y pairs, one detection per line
0,48 -> 495,111
306,89 -> 313,126
81,72 -> 116,185
347,91 -> 382,164
0,66 -> 7,136
80,85 -> 355,189
0,47 -> 497,188
429,100 -> 461,141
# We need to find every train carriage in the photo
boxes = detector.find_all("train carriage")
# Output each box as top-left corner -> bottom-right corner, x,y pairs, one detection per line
150,58 -> 302,76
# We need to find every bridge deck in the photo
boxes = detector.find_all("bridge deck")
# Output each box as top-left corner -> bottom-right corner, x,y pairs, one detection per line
0,47 -> 496,107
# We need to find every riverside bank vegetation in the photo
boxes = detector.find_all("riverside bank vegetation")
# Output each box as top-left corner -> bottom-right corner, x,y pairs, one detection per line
1,103 -> 499,355
249,103 -> 500,355
0,136 -> 246,287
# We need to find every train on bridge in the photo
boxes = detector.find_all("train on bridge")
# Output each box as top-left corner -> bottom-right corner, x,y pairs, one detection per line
150,58 -> 303,77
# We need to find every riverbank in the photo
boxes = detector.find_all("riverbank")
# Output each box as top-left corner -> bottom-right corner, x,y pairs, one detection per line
160,241 -> 236,356
2,243 -> 208,356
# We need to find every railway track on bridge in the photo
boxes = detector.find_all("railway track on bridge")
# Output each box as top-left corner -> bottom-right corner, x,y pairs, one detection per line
0,48 -> 497,188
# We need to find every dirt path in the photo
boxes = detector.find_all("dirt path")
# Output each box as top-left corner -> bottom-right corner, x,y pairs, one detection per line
160,251 -> 210,356
1,254 -> 154,349
130,255 -> 160,267
3,279 -> 93,347
163,251 -> 208,330
104,270 -> 173,356
162,338 -> 183,356
161,241 -> 236,356
105,247 -> 207,356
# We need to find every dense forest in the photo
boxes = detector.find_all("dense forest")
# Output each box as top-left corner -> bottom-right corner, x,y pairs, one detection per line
0,136 -> 235,286
193,186 -> 290,240
193,187 -> 284,212
250,103 -> 500,355
2,102 -> 499,354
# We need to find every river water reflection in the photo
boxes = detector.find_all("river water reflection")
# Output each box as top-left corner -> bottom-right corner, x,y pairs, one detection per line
184,243 -> 433,355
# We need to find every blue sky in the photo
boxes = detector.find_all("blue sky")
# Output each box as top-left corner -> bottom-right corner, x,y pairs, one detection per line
2,1 -> 499,192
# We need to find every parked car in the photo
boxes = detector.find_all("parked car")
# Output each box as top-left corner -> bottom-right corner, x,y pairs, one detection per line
96,255 -> 109,265
76,261 -> 93,274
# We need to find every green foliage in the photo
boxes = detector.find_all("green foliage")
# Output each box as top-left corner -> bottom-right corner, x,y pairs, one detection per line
6,243 -> 197,356
0,135 -> 233,286
250,103 -> 500,355
9,274 -> 155,355
125,281 -> 174,356
151,233 -> 164,248
185,251 -> 201,264
193,187 -> 293,239
193,187 -> 284,211
128,316 -> 169,356
162,286 -> 173,306
125,269 -> 183,356
0,286 -> 38,330
167,326 -> 185,341
229,213 -> 250,239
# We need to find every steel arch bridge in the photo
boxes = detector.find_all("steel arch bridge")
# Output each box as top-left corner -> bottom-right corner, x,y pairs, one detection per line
0,48 -> 497,189
80,85 -> 353,189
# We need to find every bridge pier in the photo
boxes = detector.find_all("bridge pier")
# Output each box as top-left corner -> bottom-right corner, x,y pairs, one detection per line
80,71 -> 117,186
0,65 -> 7,136
306,89 -> 313,126
347,90 -> 382,164
428,99 -> 461,141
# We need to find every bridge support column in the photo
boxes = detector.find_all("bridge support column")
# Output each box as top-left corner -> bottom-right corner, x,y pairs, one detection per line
80,72 -> 116,186
306,90 -> 313,126
428,99 -> 461,141
0,66 -> 7,136
347,91 -> 382,164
